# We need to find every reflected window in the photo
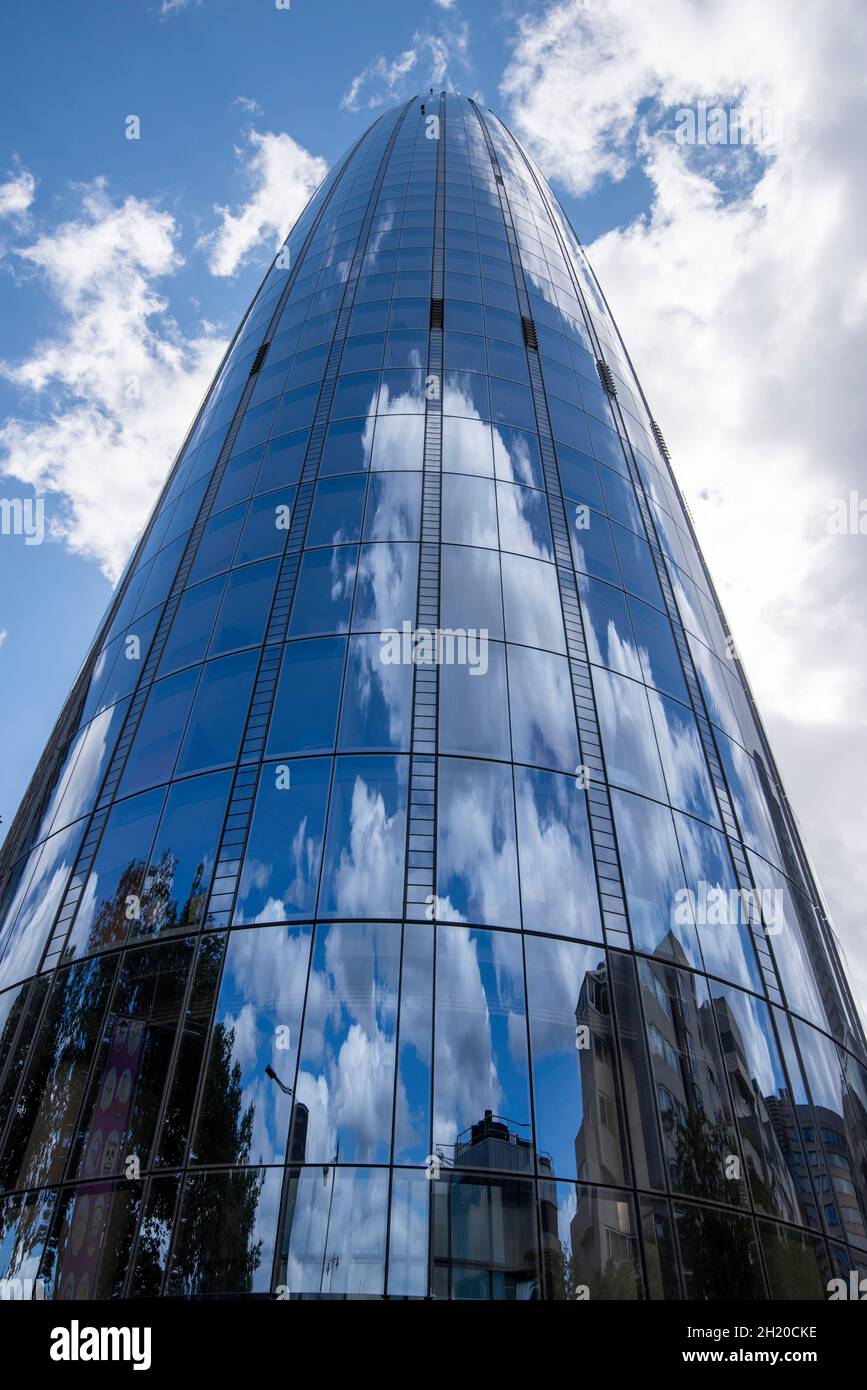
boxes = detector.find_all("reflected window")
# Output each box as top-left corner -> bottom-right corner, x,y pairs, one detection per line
318,755 -> 408,918
594,669 -> 667,801
175,649 -> 257,775
266,637 -> 345,756
351,541 -> 418,632
508,645 -> 578,773
292,921 -> 399,1163
515,767 -> 600,939
160,578 -> 224,675
501,552 -> 565,654
338,634 -> 412,751
70,788 -> 166,956
442,474 -> 497,548
208,558 -> 279,656
526,936 -> 627,1183
118,666 -> 199,796
433,925 -> 531,1162
362,472 -> 421,541
307,475 -> 366,547
541,1184 -> 642,1300
137,771 -> 231,939
431,1172 -> 539,1300
277,1166 -> 389,1298
193,924 -> 312,1166
235,758 -> 331,923
440,641 -> 509,760
441,544 -> 504,640
437,758 -> 519,929
167,1168 -> 282,1297
288,545 -> 358,638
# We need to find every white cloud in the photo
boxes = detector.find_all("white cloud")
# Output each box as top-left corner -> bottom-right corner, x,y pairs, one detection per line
340,22 -> 471,113
433,0 -> 457,9
0,167 -> 36,219
0,180 -> 225,581
341,48 -> 419,114
160,0 -> 201,14
501,0 -> 867,1019
199,129 -> 327,277
234,95 -> 263,115
0,630 -> 7,649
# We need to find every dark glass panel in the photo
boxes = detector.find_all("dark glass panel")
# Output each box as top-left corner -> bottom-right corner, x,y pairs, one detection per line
266,637 -> 345,757
0,955 -> 117,1192
673,1202 -> 766,1299
540,1183 -> 642,1300
69,941 -> 194,1182
69,788 -> 166,956
431,1172 -> 539,1301
175,649 -> 257,775
167,1167 -> 281,1297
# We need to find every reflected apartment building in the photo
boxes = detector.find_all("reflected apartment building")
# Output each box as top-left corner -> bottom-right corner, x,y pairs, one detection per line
0,93 -> 866,1300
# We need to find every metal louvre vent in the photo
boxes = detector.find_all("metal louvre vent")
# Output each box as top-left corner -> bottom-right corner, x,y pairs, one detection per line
596,358 -> 618,397
650,419 -> 672,463
249,342 -> 270,376
521,315 -> 538,352
430,297 -> 444,330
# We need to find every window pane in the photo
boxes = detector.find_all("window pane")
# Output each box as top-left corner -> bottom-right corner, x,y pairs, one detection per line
266,638 -> 345,756
293,921 -> 399,1162
192,924 -> 312,1165
235,758 -> 331,923
175,649 -> 257,775
515,767 -> 600,939
437,758 -> 519,929
433,925 -> 530,1156
318,755 -> 408,918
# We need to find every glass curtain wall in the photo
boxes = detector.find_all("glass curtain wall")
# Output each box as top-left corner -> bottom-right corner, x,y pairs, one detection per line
0,94 -> 865,1301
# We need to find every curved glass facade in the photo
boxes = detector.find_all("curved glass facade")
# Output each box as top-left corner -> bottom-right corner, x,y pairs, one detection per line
0,94 -> 865,1301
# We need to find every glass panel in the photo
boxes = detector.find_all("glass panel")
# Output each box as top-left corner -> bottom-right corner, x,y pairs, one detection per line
69,940 -> 194,1181
276,1166 -> 389,1298
541,1184 -> 642,1300
318,755 -> 408,918
526,936 -> 627,1183
70,788 -> 166,956
431,1172 -> 539,1300
234,759 -> 331,924
192,924 -> 312,1166
167,1167 -> 282,1296
174,649 -> 257,775
0,955 -> 118,1191
266,637 -> 345,757
433,925 -> 530,1159
437,758 -> 519,929
292,921 -> 399,1163
673,1202 -> 765,1299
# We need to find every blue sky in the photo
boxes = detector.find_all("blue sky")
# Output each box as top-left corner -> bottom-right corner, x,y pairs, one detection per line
2,0 -> 866,1008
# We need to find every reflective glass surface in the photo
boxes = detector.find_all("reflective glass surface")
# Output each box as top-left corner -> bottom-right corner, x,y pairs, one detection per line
0,92 -> 863,1301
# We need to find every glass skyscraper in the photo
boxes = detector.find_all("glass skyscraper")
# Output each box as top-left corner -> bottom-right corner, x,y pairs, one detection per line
0,93 -> 865,1301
